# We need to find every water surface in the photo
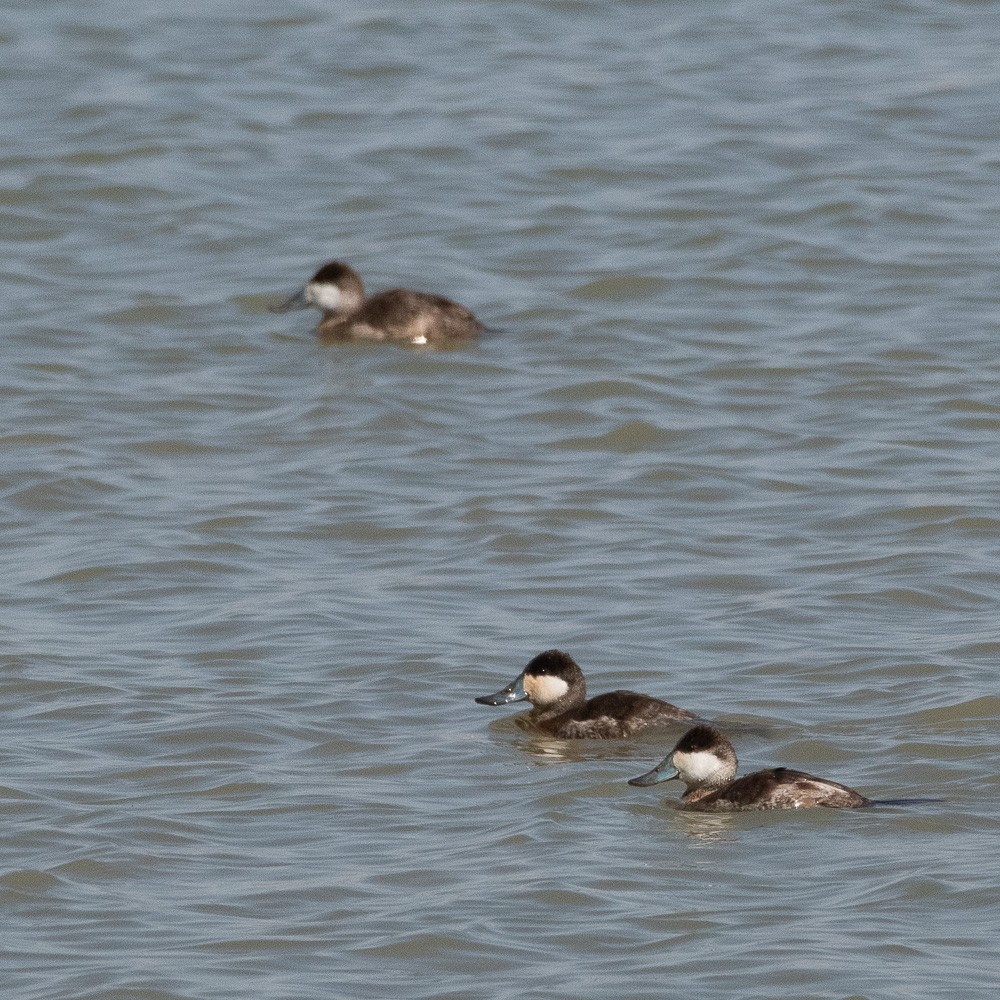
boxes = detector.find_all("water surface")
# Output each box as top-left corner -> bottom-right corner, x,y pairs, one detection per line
3,2 -> 999,999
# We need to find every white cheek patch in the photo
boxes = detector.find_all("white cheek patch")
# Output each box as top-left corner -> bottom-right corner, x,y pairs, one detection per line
673,750 -> 720,783
523,674 -> 570,706
308,282 -> 342,311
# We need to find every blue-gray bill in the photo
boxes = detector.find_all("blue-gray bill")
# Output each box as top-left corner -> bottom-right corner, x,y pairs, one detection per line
269,287 -> 309,313
628,755 -> 680,787
474,671 -> 528,705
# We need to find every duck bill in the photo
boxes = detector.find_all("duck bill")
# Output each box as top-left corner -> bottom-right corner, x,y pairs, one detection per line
628,754 -> 680,787
269,286 -> 310,313
475,671 -> 528,706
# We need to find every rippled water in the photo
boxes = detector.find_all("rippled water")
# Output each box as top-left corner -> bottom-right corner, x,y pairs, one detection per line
3,2 -> 999,998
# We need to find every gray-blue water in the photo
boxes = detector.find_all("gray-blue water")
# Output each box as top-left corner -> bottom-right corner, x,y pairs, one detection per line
3,2 -> 999,998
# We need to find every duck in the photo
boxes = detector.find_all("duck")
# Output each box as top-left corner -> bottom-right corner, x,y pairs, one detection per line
628,724 -> 870,810
474,649 -> 697,739
270,260 -> 483,345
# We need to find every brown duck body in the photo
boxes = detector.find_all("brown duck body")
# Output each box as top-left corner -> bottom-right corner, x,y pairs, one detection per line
317,287 -> 482,342
629,724 -> 870,811
271,260 -> 483,345
527,688 -> 696,739
475,649 -> 697,739
679,766 -> 870,811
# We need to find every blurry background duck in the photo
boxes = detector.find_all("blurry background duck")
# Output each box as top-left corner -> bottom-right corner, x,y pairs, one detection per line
475,649 -> 698,739
270,260 -> 485,345
629,724 -> 870,811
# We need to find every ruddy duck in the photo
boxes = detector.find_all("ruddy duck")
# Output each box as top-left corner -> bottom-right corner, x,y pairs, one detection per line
628,725 -> 870,811
474,649 -> 698,739
270,260 -> 483,345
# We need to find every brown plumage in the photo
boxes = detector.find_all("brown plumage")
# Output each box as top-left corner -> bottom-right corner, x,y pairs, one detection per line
686,766 -> 870,811
270,260 -> 483,345
475,649 -> 697,739
629,725 -> 870,811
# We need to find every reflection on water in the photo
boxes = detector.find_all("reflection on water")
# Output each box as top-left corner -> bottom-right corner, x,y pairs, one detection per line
675,810 -> 743,846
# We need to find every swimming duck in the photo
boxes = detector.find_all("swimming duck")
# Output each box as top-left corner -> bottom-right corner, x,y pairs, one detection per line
270,260 -> 483,345
475,649 -> 697,739
628,724 -> 870,810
